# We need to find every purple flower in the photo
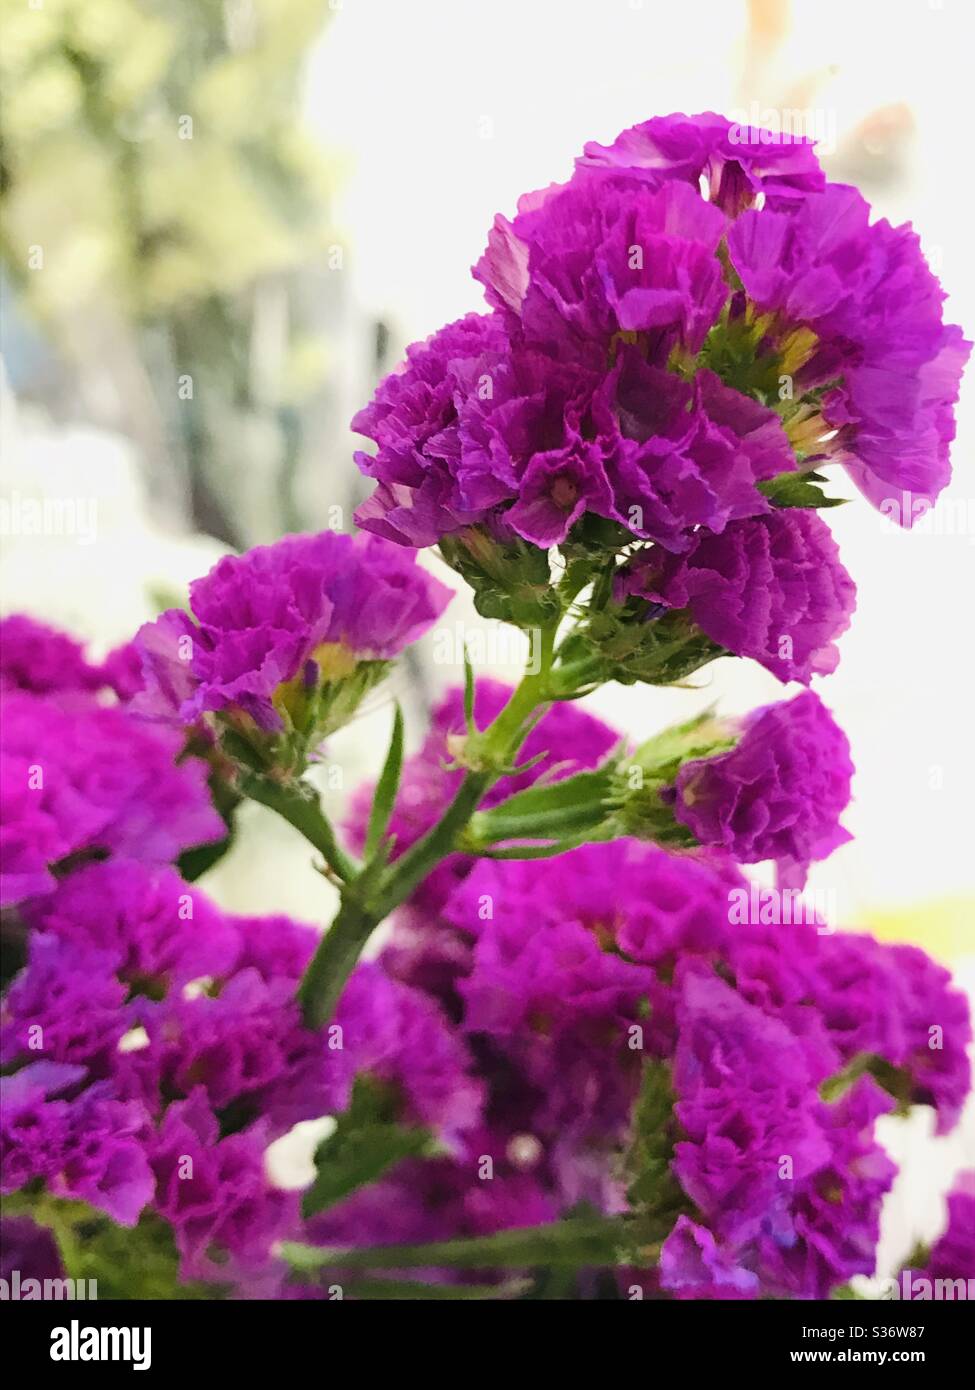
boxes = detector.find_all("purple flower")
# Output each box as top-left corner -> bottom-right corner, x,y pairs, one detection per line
577,111 -> 826,213
588,355 -> 793,551
141,968 -> 346,1133
672,969 -> 831,1249
230,911 -> 319,984
659,1216 -> 759,1299
1,1062 -> 153,1226
670,690 -> 853,882
620,509 -> 856,682
727,183 -> 971,519
477,177 -> 728,364
0,614 -> 105,697
356,112 -> 966,553
444,840 -> 741,1070
99,640 -> 146,701
1,933 -> 129,1072
148,1089 -> 297,1283
0,692 -> 223,908
354,314 -> 511,546
454,349 -> 616,546
0,1216 -> 65,1283
0,616 -> 145,704
926,1172 -> 975,1283
458,904 -> 652,1042
443,847 -> 656,1145
134,531 -> 452,734
25,858 -> 241,992
358,174 -> 796,553
863,942 -> 971,1134
755,1077 -> 897,1298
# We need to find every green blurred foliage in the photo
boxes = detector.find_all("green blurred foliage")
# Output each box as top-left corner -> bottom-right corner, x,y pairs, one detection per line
0,0 -> 341,544
1,0 -> 336,316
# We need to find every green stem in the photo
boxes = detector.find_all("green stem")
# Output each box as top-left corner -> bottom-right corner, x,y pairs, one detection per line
374,767 -> 493,916
294,622 -> 560,1027
296,895 -> 377,1029
240,773 -> 359,884
282,1213 -> 630,1273
376,621 -> 558,911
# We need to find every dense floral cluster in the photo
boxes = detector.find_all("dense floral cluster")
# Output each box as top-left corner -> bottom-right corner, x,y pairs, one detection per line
354,112 -> 968,557
615,509 -> 856,685
1,855 -> 485,1289
1,111 -> 970,1304
0,688 -> 223,908
134,530 -> 452,744
668,690 -> 854,884
439,839 -> 970,1298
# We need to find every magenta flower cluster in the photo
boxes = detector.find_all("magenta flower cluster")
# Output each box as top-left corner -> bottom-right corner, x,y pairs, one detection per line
1,111 -> 970,1305
1,856 -> 484,1287
0,687 -> 222,908
353,112 -> 967,687
134,531 -> 452,735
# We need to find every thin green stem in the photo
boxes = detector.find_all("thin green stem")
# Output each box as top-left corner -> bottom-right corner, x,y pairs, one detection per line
294,621 -> 560,1028
282,1212 -> 630,1272
296,895 -> 376,1029
240,773 -> 359,884
374,767 -> 492,917
377,621 -> 558,911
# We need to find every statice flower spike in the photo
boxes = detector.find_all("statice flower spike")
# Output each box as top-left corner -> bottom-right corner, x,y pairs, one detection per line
614,509 -> 857,684
667,690 -> 854,884
133,530 -> 453,770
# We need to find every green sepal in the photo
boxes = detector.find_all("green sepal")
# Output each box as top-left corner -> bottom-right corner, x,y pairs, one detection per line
759,470 -> 847,510
819,1052 -> 914,1115
439,527 -> 561,629
574,606 -> 726,689
624,1061 -> 687,1228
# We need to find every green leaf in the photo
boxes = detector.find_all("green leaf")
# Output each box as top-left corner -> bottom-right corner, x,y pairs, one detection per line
466,765 -> 617,846
364,703 -> 405,860
301,1077 -> 434,1219
283,1213 -> 631,1273
4,1195 -> 215,1300
463,647 -> 476,732
759,472 -> 847,510
625,1061 -> 688,1227
819,1052 -> 913,1113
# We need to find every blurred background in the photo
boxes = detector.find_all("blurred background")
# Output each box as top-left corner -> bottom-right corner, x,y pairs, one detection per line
1,0 -> 972,1276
